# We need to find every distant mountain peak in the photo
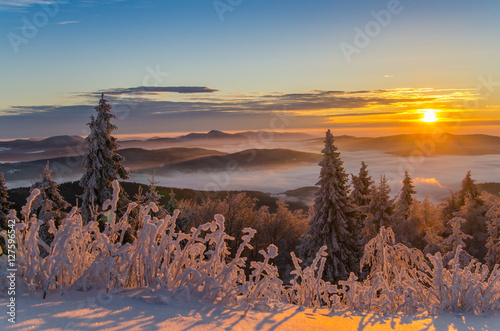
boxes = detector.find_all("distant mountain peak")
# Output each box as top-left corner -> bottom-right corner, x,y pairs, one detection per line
178,130 -> 236,140
207,130 -> 229,136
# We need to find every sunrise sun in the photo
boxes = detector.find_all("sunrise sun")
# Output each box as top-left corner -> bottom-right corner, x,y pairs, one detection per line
421,109 -> 439,122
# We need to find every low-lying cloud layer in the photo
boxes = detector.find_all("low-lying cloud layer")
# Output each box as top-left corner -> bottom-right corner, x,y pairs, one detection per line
129,151 -> 499,203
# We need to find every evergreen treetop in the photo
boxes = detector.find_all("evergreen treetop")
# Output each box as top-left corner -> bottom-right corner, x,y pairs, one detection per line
457,170 -> 483,206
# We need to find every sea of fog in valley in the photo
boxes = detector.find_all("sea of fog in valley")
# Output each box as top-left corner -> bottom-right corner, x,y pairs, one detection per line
1,132 -> 499,204
129,151 -> 499,203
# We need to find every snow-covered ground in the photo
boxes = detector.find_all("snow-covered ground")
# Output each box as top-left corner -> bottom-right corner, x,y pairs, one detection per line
1,286 -> 499,330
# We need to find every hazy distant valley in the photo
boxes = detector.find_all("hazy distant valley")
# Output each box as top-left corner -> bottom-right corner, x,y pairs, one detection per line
1,130 -> 499,203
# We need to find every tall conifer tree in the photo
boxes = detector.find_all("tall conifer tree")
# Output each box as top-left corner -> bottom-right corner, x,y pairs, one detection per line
80,94 -> 129,223
393,171 -> 417,245
363,175 -> 394,244
350,161 -> 373,237
299,130 -> 359,283
456,171 -> 488,260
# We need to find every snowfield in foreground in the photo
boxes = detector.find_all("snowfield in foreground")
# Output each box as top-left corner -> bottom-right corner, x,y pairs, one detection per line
1,287 -> 499,331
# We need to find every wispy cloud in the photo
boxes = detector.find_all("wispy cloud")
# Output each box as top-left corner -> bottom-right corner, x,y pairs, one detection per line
0,0 -> 120,11
57,20 -> 80,25
384,75 -> 394,78
0,0 -> 56,5
101,86 -> 220,95
0,0 -> 63,11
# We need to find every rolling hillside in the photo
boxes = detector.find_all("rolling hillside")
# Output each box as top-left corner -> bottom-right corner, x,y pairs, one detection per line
148,148 -> 322,174
0,147 -> 227,182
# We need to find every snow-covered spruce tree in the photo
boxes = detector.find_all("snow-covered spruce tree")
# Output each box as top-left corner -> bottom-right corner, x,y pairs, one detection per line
299,129 -> 360,283
80,93 -> 129,224
457,170 -> 482,207
349,162 -> 373,207
30,162 -> 71,250
0,172 -> 13,230
349,161 -> 373,238
393,171 -> 418,246
362,175 -> 394,244
455,171 -> 488,260
485,204 -> 500,268
394,171 -> 416,222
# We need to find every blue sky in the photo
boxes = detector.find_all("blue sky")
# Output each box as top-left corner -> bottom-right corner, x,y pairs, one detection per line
1,0 -> 499,138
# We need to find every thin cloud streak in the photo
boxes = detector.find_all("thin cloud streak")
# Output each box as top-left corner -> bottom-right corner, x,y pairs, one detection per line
57,20 -> 80,24
102,86 -> 220,95
0,0 -> 63,11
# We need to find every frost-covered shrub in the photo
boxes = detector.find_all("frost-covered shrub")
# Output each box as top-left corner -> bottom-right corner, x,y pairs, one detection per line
427,247 -> 500,314
284,246 -> 337,308
361,226 -> 428,282
243,244 -> 283,305
341,227 -> 500,315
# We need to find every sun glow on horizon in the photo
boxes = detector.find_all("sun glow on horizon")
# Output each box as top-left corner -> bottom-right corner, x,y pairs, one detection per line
421,109 -> 439,123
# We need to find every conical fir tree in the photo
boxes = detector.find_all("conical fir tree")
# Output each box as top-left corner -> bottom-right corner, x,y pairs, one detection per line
456,171 -> 488,260
350,161 -> 373,209
30,162 -> 70,248
349,161 -> 373,238
393,170 -> 417,245
31,162 -> 70,222
80,94 -> 129,223
0,172 -> 14,230
300,129 -> 359,283
457,170 -> 482,207
363,175 -> 394,244
394,170 -> 416,222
